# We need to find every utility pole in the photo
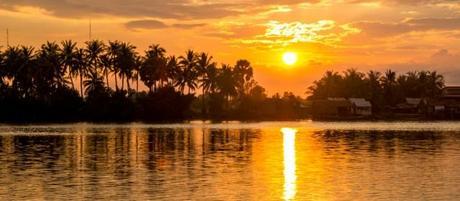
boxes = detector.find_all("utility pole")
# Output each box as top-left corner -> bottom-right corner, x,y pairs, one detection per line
6,28 -> 9,47
89,20 -> 92,41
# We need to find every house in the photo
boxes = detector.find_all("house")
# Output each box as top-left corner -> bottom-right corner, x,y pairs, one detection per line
442,86 -> 460,98
428,86 -> 460,118
349,98 -> 372,116
393,98 -> 424,114
312,98 -> 372,118
311,98 -> 353,118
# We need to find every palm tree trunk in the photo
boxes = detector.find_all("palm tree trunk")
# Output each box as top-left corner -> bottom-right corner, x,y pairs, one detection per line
136,76 -> 139,93
69,74 -> 75,90
202,88 -> 206,116
114,72 -> 119,91
79,73 -> 83,97
105,70 -> 109,89
121,74 -> 125,91
127,77 -> 131,92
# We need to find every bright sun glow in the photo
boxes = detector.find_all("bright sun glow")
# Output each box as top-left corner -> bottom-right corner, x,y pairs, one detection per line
282,52 -> 298,65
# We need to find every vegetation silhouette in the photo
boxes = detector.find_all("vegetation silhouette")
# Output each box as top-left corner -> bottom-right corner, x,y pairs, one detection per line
0,40 -> 304,122
308,69 -> 445,113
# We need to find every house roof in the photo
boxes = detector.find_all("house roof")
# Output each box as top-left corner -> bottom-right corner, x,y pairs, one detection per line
443,86 -> 460,98
349,98 -> 371,107
406,98 -> 422,105
327,97 -> 347,101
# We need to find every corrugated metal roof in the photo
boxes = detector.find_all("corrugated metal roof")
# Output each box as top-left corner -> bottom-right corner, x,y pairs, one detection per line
406,98 -> 422,105
327,97 -> 347,101
349,98 -> 371,107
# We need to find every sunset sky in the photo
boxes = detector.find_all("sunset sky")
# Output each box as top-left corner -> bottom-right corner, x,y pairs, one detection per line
1,0 -> 460,95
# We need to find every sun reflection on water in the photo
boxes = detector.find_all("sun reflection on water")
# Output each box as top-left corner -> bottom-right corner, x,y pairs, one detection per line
281,128 -> 297,201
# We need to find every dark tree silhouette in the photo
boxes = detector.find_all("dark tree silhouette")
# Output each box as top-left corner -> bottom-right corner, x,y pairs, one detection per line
60,40 -> 78,90
177,50 -> 198,94
0,40 -> 448,122
308,69 -> 445,113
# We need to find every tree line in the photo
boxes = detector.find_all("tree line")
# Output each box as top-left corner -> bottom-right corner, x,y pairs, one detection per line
308,69 -> 445,112
0,40 -> 304,122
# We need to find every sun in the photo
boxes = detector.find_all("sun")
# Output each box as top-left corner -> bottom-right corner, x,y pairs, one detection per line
282,52 -> 298,65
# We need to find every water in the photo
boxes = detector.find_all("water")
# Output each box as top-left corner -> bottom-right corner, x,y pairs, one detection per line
0,121 -> 459,200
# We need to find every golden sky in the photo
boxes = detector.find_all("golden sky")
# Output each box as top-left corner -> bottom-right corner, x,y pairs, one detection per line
1,0 -> 460,95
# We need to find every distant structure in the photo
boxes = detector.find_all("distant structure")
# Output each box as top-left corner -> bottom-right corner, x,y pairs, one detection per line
393,98 -> 424,114
441,86 -> 460,98
311,98 -> 372,119
6,28 -> 9,47
428,86 -> 460,118
89,20 -> 92,40
349,98 -> 372,116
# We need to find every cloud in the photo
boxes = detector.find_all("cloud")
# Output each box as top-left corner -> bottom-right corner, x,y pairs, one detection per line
260,0 -> 321,5
0,0 -> 244,19
429,49 -> 460,69
125,19 -> 205,30
172,23 -> 206,29
230,20 -> 360,48
346,0 -> 459,5
1,0 -> 458,20
393,49 -> 460,85
0,0 -> 325,20
351,17 -> 460,38
125,20 -> 168,30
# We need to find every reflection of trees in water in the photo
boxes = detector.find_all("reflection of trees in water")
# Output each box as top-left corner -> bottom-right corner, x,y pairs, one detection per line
0,127 -> 260,200
0,127 -> 261,170
313,130 -> 460,155
1,135 -> 67,171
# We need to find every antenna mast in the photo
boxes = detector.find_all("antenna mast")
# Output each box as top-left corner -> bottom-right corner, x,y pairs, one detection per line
6,28 -> 9,47
89,20 -> 92,40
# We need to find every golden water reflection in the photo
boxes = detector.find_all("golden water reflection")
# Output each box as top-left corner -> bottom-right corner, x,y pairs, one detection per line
0,124 -> 460,200
282,128 -> 297,201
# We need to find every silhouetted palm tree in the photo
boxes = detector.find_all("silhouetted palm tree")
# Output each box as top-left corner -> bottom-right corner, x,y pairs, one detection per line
84,40 -> 105,85
155,57 -> 169,88
381,70 -> 398,105
60,40 -> 78,89
146,44 -> 166,58
234,59 -> 253,96
166,56 -> 178,87
177,50 -> 198,94
0,49 -> 5,87
308,70 -> 342,99
397,71 -> 419,98
36,41 -> 66,94
200,63 -> 219,94
75,48 -> 88,97
342,68 -> 365,98
427,71 -> 444,98
218,64 -> 237,107
366,70 -> 382,112
107,41 -> 122,90
2,46 -> 22,85
133,55 -> 142,93
196,53 -> 215,114
118,42 -> 137,92
83,70 -> 105,95
5,46 -> 36,97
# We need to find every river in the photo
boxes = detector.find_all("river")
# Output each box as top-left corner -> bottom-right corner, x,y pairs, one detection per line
0,121 -> 459,200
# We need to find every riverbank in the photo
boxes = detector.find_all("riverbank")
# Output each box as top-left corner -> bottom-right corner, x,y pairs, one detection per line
2,115 -> 460,125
